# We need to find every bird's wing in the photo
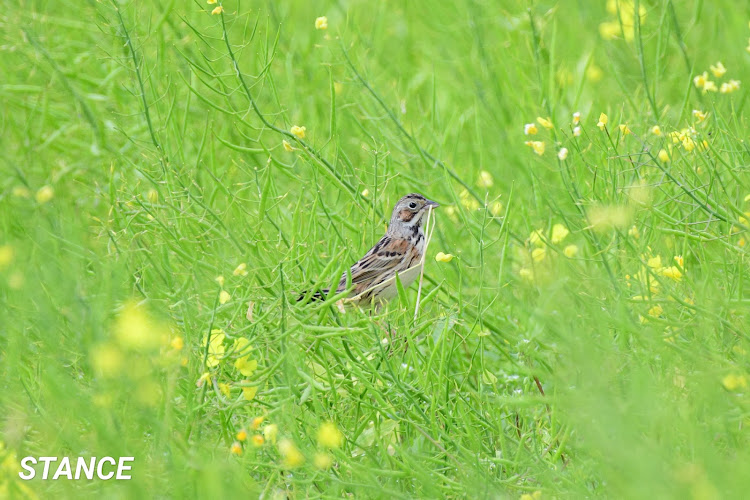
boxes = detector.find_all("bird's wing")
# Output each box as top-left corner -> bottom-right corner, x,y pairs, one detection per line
340,236 -> 415,287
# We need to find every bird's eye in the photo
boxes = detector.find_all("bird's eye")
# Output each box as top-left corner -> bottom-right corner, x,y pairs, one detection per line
408,202 -> 418,209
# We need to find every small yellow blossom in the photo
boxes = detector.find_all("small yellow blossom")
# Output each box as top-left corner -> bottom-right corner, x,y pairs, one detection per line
618,124 -> 631,135
519,267 -> 534,282
674,255 -> 684,268
703,80 -> 718,93
651,125 -> 662,136
263,424 -> 278,444
147,189 -> 158,204
251,435 -> 265,447
170,336 -> 184,350
647,256 -> 663,269
573,126 -> 582,137
215,275 -> 225,287
207,0 -> 217,3
203,329 -> 225,367
230,442 -> 242,455
681,136 -> 696,152
219,290 -> 231,304
524,140 -> 545,156
314,453 -> 333,469
551,224 -> 569,244
597,113 -> 608,130
435,252 -> 454,263
317,422 -> 344,449
528,229 -> 544,247
658,266 -> 682,281
557,148 -> 568,161
361,188 -> 369,197
282,140 -> 293,152
315,16 -> 328,30
233,263 -> 248,276
459,189 -> 480,211
242,386 -> 258,401
251,416 -> 265,430
218,383 -> 231,397
693,72 -> 708,89
477,170 -> 494,188
531,247 -> 546,262
709,61 -> 726,78
563,245 -> 579,258
586,64 -> 603,82
572,112 -> 581,124
196,372 -> 211,387
658,149 -> 670,162
236,429 -> 248,442
524,123 -> 538,135
720,80 -> 741,94
628,225 -> 640,239
211,6 -> 224,15
537,116 -> 554,129
90,344 -> 124,378
520,491 -> 543,500
489,200 -> 503,216
290,125 -> 306,139
692,109 -> 708,122
648,305 -> 664,317
36,185 -> 54,204
279,439 -> 305,468
722,374 -> 748,391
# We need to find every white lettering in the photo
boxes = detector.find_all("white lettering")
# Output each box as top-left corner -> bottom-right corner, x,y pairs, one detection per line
38,457 -> 56,479
116,457 -> 134,479
52,457 -> 72,480
75,457 -> 96,480
19,457 -> 36,480
97,457 -> 115,480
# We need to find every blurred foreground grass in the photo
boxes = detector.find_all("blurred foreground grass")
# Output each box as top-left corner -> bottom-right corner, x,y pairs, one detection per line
1,0 -> 750,498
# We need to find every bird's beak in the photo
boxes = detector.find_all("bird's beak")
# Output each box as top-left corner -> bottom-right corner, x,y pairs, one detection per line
425,199 -> 440,208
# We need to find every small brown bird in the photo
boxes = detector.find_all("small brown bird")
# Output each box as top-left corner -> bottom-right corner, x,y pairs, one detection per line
300,193 -> 439,306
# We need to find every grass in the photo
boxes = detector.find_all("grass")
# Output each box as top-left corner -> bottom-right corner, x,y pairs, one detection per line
1,0 -> 749,498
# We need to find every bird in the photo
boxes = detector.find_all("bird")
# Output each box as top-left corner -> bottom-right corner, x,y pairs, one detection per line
299,193 -> 439,306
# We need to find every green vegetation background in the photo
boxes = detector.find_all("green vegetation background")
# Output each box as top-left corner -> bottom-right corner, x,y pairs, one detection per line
1,0 -> 749,498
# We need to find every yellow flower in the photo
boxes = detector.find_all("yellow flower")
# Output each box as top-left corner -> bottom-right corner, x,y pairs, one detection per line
524,123 -> 538,135
317,422 -> 344,449
282,139 -> 293,152
236,429 -> 248,442
651,125 -> 662,136
35,185 -> 54,204
648,304 -> 664,317
113,301 -> 166,351
230,442 -> 242,455
314,453 -> 333,470
0,245 -> 14,270
551,224 -> 569,244
215,275 -> 225,287
720,80 -> 741,94
235,355 -> 257,377
233,263 -> 248,276
477,170 -> 494,188
618,124 -> 631,135
681,136 -> 696,152
219,290 -> 231,304
657,149 -> 670,162
290,125 -> 306,138
557,148 -> 568,161
489,200 -> 503,216
647,256 -> 662,269
239,384 -> 257,400
520,491 -> 543,500
147,188 -> 158,204
458,189 -> 480,211
90,343 -> 124,378
563,245 -> 579,258
722,374 -> 747,391
203,329 -> 225,367
586,64 -> 603,82
196,372 -> 211,387
674,255 -> 684,268
658,266 -> 682,281
251,416 -> 265,430
596,113 -> 608,130
211,5 -> 224,15
361,188 -> 369,197
263,424 -> 278,444
315,16 -> 328,30
628,225 -> 640,239
537,116 -> 554,129
531,247 -> 546,262
573,126 -> 581,137
703,80 -> 718,93
524,140 -> 545,156
519,267 -> 534,281
599,20 -> 621,40
709,61 -> 726,78
692,109 -> 708,122
435,252 -> 454,263
251,435 -> 265,447
218,383 -> 231,397
207,0 -> 217,3
170,336 -> 184,350
279,439 -> 305,468
693,72 -> 708,89
572,112 -> 581,124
